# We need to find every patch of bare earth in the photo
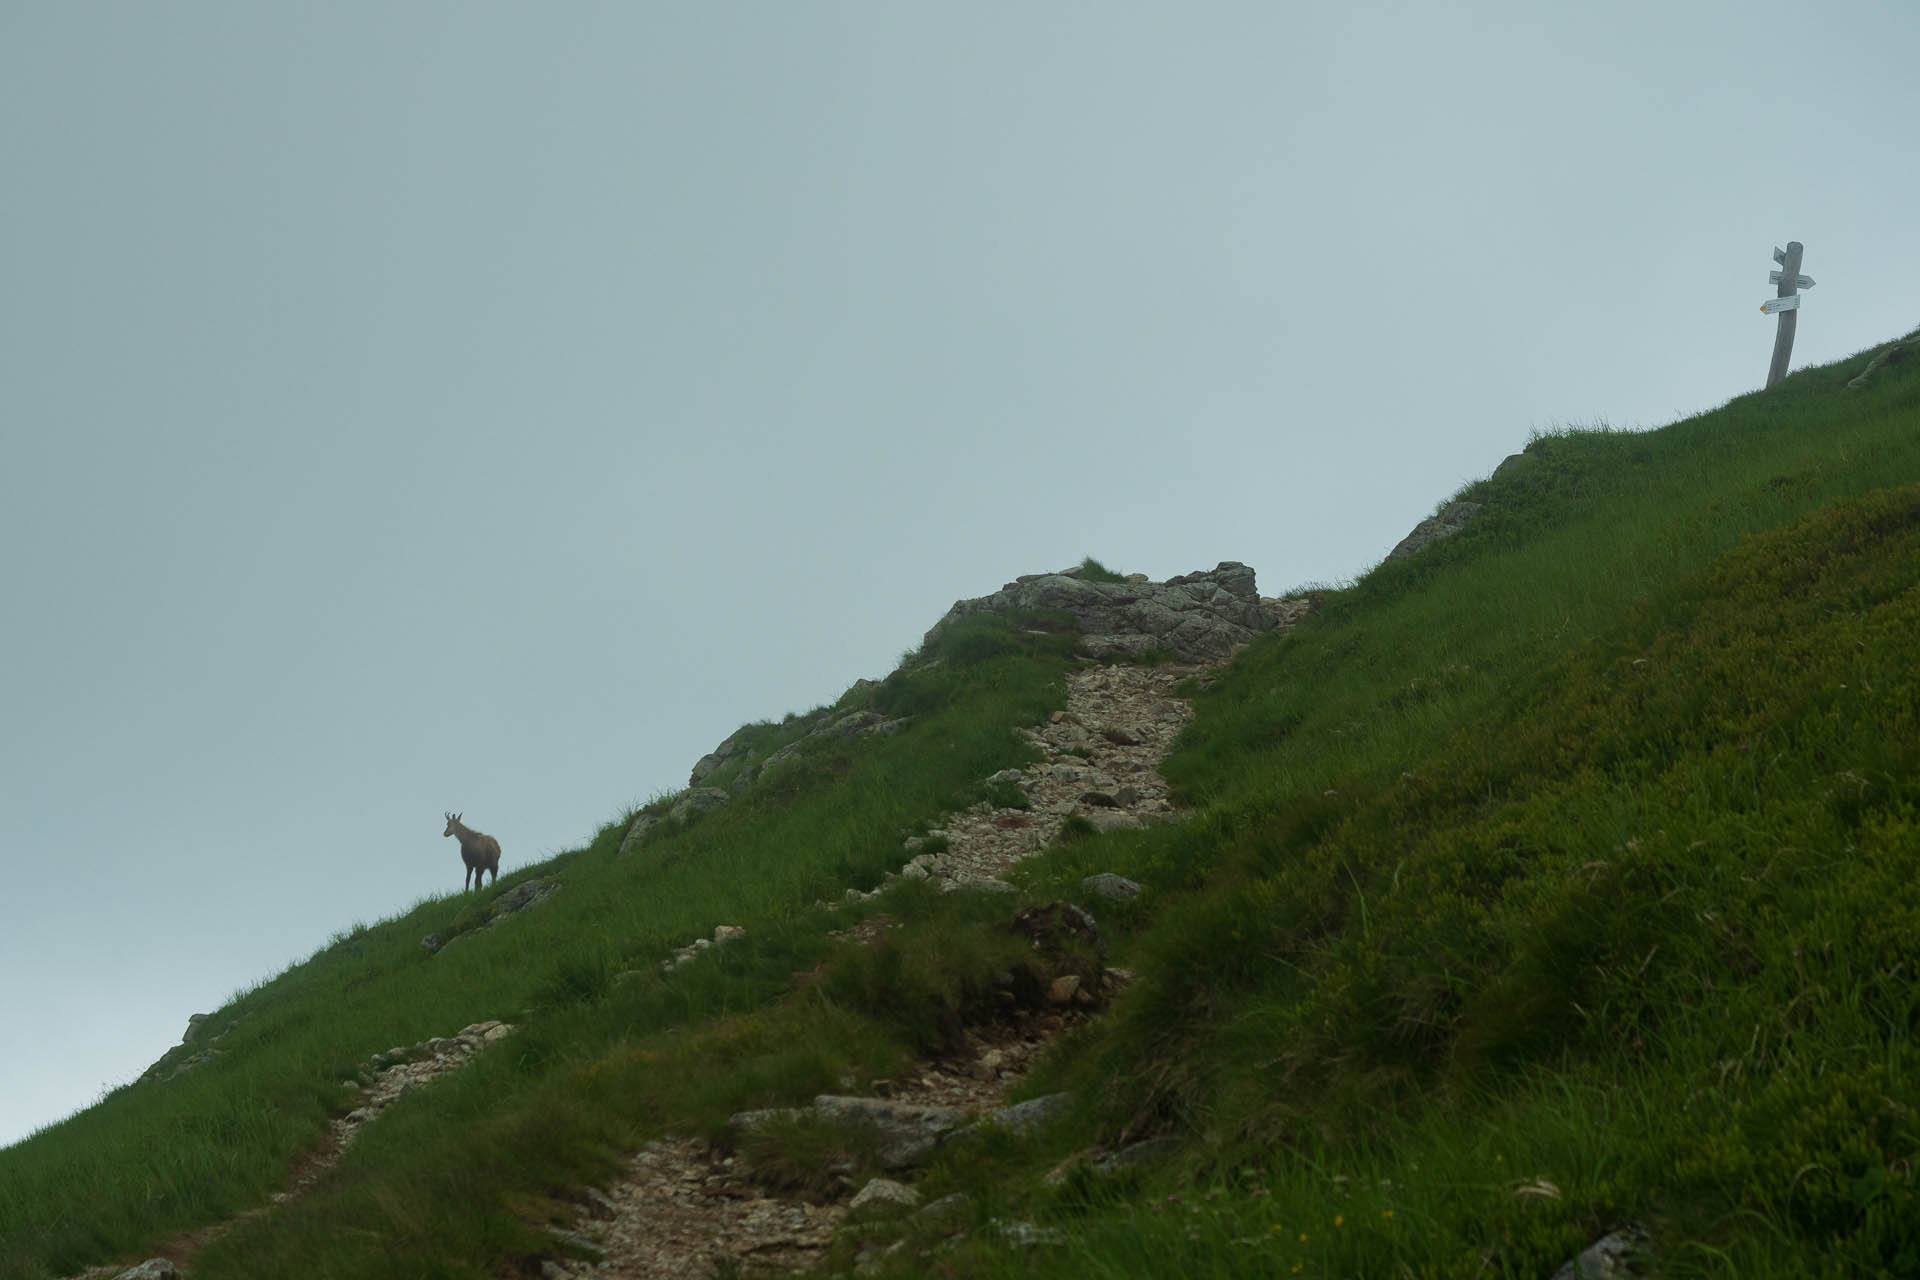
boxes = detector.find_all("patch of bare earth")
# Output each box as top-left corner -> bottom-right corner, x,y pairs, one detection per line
546,659 -> 1206,1279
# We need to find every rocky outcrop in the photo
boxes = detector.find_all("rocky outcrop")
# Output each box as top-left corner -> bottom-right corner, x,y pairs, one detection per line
1386,500 -> 1483,562
626,712 -> 913,855
618,812 -> 662,854
141,1012 -> 245,1083
1846,332 -> 1918,390
668,787 -> 730,824
422,876 -> 561,954
759,711 -> 908,774
925,561 -> 1297,662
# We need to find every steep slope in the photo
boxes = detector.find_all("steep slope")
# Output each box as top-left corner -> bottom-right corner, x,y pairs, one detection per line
3,326 -> 1919,1280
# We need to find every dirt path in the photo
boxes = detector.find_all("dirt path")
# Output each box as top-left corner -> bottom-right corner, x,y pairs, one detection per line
547,659 -> 1207,1278
66,1023 -> 514,1280
73,660 -> 1208,1280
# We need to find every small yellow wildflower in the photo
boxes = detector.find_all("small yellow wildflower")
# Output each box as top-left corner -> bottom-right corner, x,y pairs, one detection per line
1334,1215 -> 1344,1227
1298,1232 -> 1308,1243
1382,1209 -> 1395,1219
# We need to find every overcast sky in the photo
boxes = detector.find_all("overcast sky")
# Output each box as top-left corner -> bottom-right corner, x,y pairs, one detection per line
4,2 -> 1916,1150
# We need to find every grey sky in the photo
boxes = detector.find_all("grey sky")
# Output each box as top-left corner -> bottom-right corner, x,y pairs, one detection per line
3,2 -> 1916,1149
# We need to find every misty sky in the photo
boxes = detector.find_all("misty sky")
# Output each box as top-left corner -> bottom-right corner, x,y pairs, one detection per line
4,2 -> 1917,1149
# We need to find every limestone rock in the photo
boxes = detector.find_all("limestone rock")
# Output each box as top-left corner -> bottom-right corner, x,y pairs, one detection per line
111,1259 -> 177,1279
689,725 -> 758,787
1081,872 -> 1142,901
849,1177 -> 923,1213
493,876 -> 558,917
618,812 -> 662,855
809,1095 -> 967,1168
989,1092 -> 1073,1137
727,1106 -> 805,1136
547,1227 -> 605,1261
947,877 -> 1018,894
669,787 -> 731,824
751,711 -> 912,781
1550,1223 -> 1653,1279
925,561 -> 1275,662
1012,901 -> 1108,968
989,1220 -> 1067,1247
915,1191 -> 972,1230
1386,500 -> 1483,562
422,878 -> 559,955
1089,1136 -> 1183,1176
1847,334 -> 1919,390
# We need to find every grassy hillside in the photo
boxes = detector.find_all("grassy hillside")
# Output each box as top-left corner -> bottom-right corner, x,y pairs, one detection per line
4,329 -> 1918,1279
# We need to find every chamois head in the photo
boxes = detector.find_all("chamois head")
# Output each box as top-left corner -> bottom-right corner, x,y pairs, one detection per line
443,811 -> 462,838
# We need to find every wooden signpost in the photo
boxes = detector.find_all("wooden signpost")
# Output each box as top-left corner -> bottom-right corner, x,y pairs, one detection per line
1763,242 -> 1814,389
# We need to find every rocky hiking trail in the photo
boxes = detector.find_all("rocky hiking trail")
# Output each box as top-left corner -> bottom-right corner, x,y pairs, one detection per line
70,1022 -> 518,1280
542,658 -> 1213,1279
79,656 -> 1214,1280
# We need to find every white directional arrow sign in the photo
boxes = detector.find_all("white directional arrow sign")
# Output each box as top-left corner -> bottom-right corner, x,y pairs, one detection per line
1765,240 -> 1807,389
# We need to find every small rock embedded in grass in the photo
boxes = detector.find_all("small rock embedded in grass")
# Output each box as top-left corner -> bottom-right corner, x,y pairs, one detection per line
989,1220 -> 1068,1247
987,1092 -> 1073,1137
809,1096 -> 968,1168
1550,1222 -> 1653,1280
546,1227 -> 606,1261
915,1191 -> 972,1231
849,1177 -> 923,1213
947,878 -> 1017,894
111,1261 -> 177,1280
1081,873 -> 1141,901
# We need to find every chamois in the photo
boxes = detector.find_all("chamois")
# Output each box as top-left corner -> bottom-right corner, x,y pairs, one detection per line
443,812 -> 501,891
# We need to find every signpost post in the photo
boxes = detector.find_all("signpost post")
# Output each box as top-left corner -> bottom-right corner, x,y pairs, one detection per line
1763,242 -> 1813,389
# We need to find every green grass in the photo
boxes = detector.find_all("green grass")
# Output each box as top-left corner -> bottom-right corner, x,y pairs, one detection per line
0,615 -> 1074,1279
1077,557 -> 1131,584
4,330 -> 1920,1278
